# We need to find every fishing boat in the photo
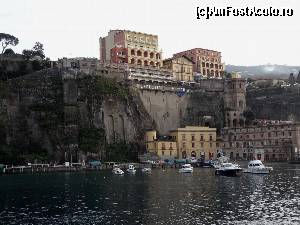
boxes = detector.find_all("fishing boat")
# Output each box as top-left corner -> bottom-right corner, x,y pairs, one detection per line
243,160 -> 273,174
179,164 -> 193,173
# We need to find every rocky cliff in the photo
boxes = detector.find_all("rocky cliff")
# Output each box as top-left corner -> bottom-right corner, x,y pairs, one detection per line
1,68 -> 154,163
246,86 -> 300,122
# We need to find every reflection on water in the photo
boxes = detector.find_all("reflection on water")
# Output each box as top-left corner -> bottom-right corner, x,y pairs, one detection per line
0,163 -> 299,225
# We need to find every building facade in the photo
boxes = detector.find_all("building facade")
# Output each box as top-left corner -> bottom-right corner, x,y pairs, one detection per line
170,126 -> 217,160
145,130 -> 177,160
145,126 -> 217,160
220,121 -> 300,161
99,30 -> 163,67
163,55 -> 194,82
57,57 -> 98,73
173,48 -> 224,78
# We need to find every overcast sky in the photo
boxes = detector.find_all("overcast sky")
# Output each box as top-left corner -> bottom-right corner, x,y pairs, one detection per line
1,0 -> 299,66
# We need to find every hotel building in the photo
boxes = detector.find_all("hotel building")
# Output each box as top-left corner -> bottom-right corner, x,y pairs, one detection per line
99,30 -> 163,67
173,48 -> 225,78
163,55 -> 194,82
145,126 -> 217,160
220,121 -> 300,161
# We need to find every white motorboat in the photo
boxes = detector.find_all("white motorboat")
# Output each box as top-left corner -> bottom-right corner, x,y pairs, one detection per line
141,167 -> 151,173
112,166 -> 124,175
215,163 -> 243,176
179,164 -> 193,173
243,160 -> 273,174
127,164 -> 136,173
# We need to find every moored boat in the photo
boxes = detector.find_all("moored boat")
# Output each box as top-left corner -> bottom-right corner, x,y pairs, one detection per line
215,163 -> 243,176
112,165 -> 124,175
127,164 -> 136,174
243,160 -> 273,174
179,164 -> 193,173
141,167 -> 151,173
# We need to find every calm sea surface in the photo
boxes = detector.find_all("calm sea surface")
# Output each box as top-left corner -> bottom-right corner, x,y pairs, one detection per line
0,163 -> 299,225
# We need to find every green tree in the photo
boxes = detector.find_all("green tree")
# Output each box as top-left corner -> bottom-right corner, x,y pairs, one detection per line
0,33 -> 19,54
22,42 -> 45,60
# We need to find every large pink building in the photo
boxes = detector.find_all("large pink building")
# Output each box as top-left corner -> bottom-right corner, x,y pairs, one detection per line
99,30 -> 163,67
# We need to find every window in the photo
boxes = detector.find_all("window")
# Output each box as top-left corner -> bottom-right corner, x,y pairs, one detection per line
162,150 -> 164,156
162,143 -> 166,150
200,135 -> 204,141
209,135 -> 213,141
192,143 -> 195,148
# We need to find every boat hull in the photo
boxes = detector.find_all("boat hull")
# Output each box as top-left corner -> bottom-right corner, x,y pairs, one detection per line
215,169 -> 242,176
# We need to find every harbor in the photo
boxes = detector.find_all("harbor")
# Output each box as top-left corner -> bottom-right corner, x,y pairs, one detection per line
0,162 -> 299,225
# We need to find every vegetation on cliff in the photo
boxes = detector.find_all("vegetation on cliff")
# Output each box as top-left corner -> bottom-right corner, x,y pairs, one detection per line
0,33 -> 51,81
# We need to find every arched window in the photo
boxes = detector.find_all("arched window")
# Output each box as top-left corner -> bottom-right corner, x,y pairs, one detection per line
137,59 -> 142,65
156,62 -> 160,67
150,52 -> 154,58
191,151 -> 196,157
130,58 -> 135,64
131,49 -> 135,55
150,61 -> 154,66
144,51 -> 148,57
156,53 -> 160,59
144,60 -> 148,66
137,50 -> 142,56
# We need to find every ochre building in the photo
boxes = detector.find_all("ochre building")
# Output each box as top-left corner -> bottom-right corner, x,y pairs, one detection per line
173,48 -> 224,78
163,55 -> 194,82
145,126 -> 217,160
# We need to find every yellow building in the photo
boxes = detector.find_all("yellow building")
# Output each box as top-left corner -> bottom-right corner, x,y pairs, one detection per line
145,126 -> 217,160
163,55 -> 194,82
170,126 -> 217,160
145,130 -> 177,160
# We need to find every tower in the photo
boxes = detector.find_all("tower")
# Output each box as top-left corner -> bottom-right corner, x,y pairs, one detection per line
223,73 -> 246,128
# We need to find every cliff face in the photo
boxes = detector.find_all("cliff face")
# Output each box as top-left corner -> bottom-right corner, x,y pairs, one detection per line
247,86 -> 300,121
1,68 -> 251,163
2,69 -> 153,163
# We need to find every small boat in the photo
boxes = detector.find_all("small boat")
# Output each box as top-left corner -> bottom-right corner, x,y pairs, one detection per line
179,164 -> 193,173
215,163 -> 243,176
112,166 -> 124,175
243,160 -> 273,174
141,167 -> 151,173
127,164 -> 136,173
